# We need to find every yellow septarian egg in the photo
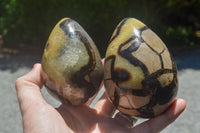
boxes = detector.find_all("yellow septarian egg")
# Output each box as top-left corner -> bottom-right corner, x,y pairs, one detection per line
42,18 -> 103,105
104,18 -> 178,118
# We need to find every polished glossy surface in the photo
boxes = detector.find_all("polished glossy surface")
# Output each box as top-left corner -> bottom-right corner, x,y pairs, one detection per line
104,18 -> 178,118
42,18 -> 103,105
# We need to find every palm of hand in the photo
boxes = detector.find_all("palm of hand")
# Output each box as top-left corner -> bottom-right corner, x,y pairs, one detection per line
16,64 -> 186,133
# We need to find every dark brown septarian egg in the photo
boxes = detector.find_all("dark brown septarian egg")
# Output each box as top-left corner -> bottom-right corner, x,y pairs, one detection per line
104,18 -> 178,118
41,18 -> 103,105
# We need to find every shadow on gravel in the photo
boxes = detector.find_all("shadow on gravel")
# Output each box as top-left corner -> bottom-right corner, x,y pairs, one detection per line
0,54 -> 42,73
174,49 -> 200,71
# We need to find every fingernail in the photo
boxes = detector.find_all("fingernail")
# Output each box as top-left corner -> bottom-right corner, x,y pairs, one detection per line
33,63 -> 39,69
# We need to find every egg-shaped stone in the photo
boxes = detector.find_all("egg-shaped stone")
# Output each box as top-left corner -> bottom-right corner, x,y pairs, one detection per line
104,18 -> 178,118
42,18 -> 103,105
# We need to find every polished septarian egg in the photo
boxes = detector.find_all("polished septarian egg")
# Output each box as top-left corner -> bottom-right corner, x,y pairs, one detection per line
104,18 -> 178,118
42,18 -> 103,105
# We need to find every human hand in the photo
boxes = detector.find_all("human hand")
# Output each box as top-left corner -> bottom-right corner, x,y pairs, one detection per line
15,63 -> 186,133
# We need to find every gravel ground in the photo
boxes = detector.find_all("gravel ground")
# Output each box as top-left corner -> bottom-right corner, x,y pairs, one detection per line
0,48 -> 200,133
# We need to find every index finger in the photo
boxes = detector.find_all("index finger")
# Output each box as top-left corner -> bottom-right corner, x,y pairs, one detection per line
132,98 -> 186,133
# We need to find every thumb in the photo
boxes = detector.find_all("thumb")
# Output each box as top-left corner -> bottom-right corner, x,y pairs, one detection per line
15,63 -> 46,113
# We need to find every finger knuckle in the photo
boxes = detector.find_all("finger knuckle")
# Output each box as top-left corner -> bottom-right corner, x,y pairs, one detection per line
15,77 -> 24,89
